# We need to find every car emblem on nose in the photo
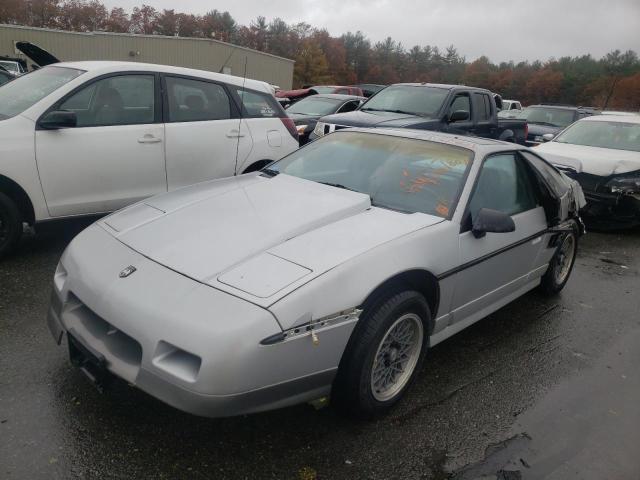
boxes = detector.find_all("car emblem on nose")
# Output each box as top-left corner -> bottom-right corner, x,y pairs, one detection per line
119,266 -> 137,278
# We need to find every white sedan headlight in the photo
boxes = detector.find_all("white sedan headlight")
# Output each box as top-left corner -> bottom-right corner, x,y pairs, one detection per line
314,122 -> 326,137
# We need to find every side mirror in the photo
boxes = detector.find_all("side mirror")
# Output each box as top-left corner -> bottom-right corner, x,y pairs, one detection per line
39,110 -> 77,130
449,110 -> 469,122
472,208 -> 515,239
542,133 -> 555,142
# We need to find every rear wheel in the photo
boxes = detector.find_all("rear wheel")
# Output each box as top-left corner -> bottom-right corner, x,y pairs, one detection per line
332,291 -> 430,418
539,220 -> 578,295
0,192 -> 23,258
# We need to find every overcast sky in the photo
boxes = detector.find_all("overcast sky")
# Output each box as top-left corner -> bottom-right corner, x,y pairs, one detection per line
101,0 -> 640,63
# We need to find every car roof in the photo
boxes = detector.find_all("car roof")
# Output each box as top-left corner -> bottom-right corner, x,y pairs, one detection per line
581,114 -> 640,124
51,61 -> 272,93
391,82 -> 491,93
338,127 -> 527,153
306,93 -> 366,101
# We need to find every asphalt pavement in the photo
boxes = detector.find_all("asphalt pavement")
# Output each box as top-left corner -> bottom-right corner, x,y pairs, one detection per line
1,219 -> 639,480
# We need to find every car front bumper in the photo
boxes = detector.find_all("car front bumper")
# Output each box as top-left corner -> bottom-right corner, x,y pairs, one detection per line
47,224 -> 341,417
581,189 -> 640,229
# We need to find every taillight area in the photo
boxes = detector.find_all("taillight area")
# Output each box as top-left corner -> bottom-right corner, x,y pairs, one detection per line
280,117 -> 299,140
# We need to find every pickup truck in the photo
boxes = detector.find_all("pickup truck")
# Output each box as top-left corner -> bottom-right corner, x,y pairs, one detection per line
309,83 -> 528,144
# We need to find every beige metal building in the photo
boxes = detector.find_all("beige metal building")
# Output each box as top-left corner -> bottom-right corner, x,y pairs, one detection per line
0,24 -> 294,88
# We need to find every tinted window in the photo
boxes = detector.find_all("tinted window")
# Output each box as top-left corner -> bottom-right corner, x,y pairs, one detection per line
361,85 -> 449,117
473,93 -> 490,121
339,100 -> 360,113
0,71 -> 11,86
269,131 -> 473,218
554,120 -> 640,152
449,94 -> 471,118
469,153 -> 538,218
166,77 -> 230,122
518,107 -> 576,128
60,75 -> 155,127
287,96 -> 343,116
236,88 -> 279,118
520,151 -> 570,198
0,66 -> 84,121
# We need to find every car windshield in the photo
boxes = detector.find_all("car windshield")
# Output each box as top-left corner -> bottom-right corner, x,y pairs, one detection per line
518,107 -> 576,127
0,66 -> 84,121
360,85 -> 449,117
287,97 -> 344,116
268,131 -> 473,217
0,61 -> 18,73
554,120 -> 640,152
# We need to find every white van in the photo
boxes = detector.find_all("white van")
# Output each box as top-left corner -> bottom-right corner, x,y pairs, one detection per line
0,62 -> 299,256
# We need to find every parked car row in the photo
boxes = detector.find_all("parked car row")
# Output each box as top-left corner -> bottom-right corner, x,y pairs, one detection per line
0,54 -> 635,420
47,127 -> 586,418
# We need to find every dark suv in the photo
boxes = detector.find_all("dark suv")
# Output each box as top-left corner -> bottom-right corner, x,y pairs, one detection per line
517,105 -> 599,146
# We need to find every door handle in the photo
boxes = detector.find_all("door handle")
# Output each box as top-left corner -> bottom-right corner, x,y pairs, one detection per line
138,134 -> 162,144
226,129 -> 245,138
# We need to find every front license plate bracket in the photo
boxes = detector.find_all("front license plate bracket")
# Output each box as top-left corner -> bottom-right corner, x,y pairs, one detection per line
67,328 -> 110,393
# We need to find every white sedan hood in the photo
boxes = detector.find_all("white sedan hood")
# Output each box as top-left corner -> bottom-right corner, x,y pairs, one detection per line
535,142 -> 640,176
100,174 -> 441,303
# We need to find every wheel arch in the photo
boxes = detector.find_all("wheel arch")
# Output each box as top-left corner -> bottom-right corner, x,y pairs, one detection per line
358,269 -> 440,335
0,175 -> 35,225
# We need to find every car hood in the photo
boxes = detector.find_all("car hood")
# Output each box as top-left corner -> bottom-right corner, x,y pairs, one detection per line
15,41 -> 59,67
319,110 -> 431,128
535,141 -> 640,176
99,174 -> 441,304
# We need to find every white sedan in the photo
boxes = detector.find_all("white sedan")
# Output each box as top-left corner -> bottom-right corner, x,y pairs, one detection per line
535,114 -> 640,229
48,129 -> 585,418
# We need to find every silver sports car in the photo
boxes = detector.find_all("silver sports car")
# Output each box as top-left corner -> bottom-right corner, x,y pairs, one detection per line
47,129 -> 586,418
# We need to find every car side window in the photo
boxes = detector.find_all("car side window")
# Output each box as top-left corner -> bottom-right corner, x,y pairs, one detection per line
468,153 -> 539,219
59,75 -> 155,127
472,93 -> 491,122
449,94 -> 471,118
166,77 -> 231,122
235,88 -> 279,118
0,71 -> 10,86
338,100 -> 360,113
519,151 -> 570,198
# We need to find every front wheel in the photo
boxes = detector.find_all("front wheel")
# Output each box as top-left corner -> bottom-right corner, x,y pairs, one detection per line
539,221 -> 579,295
332,291 -> 430,418
0,192 -> 23,258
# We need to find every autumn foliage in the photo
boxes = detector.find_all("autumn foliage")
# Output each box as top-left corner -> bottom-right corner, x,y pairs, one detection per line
1,1 -> 639,109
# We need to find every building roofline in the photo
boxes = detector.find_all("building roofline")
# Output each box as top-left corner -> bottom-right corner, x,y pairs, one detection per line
0,23 -> 295,64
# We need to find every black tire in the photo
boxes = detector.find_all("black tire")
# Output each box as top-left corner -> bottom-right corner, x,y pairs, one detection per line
0,192 -> 23,258
332,290 -> 430,419
539,220 -> 579,295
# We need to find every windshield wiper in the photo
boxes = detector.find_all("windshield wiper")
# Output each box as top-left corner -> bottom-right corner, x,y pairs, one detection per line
319,182 -> 359,192
361,107 -> 422,116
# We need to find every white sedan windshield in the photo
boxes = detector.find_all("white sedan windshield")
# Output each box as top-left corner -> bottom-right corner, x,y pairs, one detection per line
555,120 -> 640,152
0,66 -> 84,120
269,131 -> 473,218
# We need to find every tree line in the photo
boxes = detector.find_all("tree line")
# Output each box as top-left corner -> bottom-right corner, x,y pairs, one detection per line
1,0 -> 639,109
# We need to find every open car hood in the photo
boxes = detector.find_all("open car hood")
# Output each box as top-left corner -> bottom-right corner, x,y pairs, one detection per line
15,41 -> 59,67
